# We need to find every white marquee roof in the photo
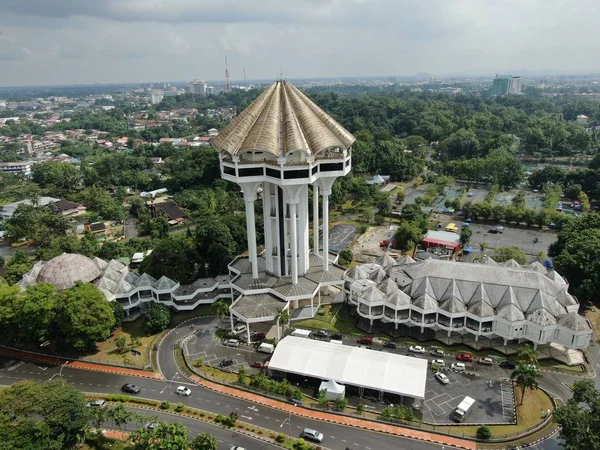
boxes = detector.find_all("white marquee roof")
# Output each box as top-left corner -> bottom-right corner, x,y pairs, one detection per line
269,336 -> 427,399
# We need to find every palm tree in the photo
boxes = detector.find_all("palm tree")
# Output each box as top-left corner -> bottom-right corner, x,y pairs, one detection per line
211,299 -> 230,326
275,309 -> 290,342
517,344 -> 539,366
511,364 -> 541,405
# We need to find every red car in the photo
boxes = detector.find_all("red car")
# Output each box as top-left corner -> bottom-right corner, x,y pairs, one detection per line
380,238 -> 395,248
455,353 -> 474,362
357,337 -> 373,345
251,361 -> 268,369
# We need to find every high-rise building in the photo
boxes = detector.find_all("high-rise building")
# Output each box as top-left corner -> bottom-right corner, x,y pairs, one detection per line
212,80 -> 355,335
491,75 -> 522,95
188,79 -> 207,95
149,90 -> 164,104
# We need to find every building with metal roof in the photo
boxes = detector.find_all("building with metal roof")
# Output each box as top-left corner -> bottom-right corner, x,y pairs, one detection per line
344,256 -> 592,352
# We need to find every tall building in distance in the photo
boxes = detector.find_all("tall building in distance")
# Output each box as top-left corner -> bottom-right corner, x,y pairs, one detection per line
212,80 -> 355,336
188,79 -> 207,95
149,90 -> 164,105
491,75 -> 522,95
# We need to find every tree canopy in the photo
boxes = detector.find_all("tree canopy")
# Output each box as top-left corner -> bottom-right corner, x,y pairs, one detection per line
554,380 -> 600,450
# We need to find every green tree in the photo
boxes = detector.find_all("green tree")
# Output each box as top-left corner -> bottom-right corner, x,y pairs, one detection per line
115,335 -> 128,354
493,246 -> 528,265
517,344 -> 538,366
476,425 -> 492,440
394,222 -> 424,251
55,282 -> 116,350
511,191 -> 526,209
356,404 -> 365,415
0,379 -> 88,449
511,364 -> 541,405
237,366 -> 248,385
129,421 -> 190,450
111,301 -> 125,326
4,250 -> 33,284
211,299 -> 230,323
139,237 -> 200,284
554,380 -> 600,450
318,389 -> 329,406
190,433 -> 218,450
578,191 -> 591,211
107,404 -> 132,430
334,396 -> 348,411
338,248 -> 353,266
145,304 -> 172,334
16,283 -> 59,344
459,227 -> 472,245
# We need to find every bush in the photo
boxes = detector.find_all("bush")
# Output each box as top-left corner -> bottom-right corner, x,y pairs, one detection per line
356,404 -> 365,415
476,425 -> 492,440
145,304 -> 172,334
175,402 -> 184,412
333,396 -> 348,411
160,401 -> 170,410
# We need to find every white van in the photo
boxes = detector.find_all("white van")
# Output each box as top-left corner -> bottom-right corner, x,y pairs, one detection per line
257,342 -> 274,354
451,362 -> 466,372
291,329 -> 312,338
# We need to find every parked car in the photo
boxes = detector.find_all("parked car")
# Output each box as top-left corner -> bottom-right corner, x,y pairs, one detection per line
232,324 -> 247,335
488,228 -> 499,234
431,349 -> 445,357
383,341 -> 397,349
301,428 -> 324,443
250,332 -> 266,341
435,373 -> 450,384
331,332 -> 343,341
500,360 -> 516,370
357,337 -> 373,345
85,399 -> 107,408
231,447 -> 247,450
409,345 -> 425,354
176,386 -> 191,396
379,238 -> 395,248
455,353 -> 474,362
251,360 -> 268,369
121,383 -> 141,394
224,339 -> 240,347
451,362 -> 466,372
144,422 -> 159,430
313,330 -> 330,339
432,359 -> 446,367
219,358 -> 234,368
478,357 -> 494,366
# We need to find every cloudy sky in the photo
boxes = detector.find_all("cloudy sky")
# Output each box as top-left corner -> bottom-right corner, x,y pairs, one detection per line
0,0 -> 597,86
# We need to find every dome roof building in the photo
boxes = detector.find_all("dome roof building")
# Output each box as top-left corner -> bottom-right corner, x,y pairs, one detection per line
36,253 -> 102,290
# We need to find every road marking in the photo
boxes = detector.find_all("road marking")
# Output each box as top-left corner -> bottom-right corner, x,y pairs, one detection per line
240,415 -> 253,421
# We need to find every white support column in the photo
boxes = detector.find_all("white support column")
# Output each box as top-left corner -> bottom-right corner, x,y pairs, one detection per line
263,183 -> 273,273
229,312 -> 234,331
313,184 -> 319,256
245,198 -> 259,279
289,202 -> 298,285
298,184 -> 309,275
322,192 -> 329,271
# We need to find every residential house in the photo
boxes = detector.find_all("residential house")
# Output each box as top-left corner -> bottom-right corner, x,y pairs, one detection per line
153,201 -> 186,225
53,199 -> 87,217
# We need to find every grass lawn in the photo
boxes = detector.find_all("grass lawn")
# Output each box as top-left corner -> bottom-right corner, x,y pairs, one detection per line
170,305 -> 216,326
585,306 -> 600,342
294,304 -> 366,336
91,318 -> 156,369
538,359 -> 585,373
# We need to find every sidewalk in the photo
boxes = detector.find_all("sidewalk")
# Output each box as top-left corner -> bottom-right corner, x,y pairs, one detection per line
0,347 -> 164,381
190,374 -> 476,450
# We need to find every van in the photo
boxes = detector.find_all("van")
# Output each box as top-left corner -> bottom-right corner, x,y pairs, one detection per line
451,362 -> 466,371
452,396 -> 475,422
257,342 -> 274,354
291,329 -> 312,338
329,340 -> 344,345
233,324 -> 247,335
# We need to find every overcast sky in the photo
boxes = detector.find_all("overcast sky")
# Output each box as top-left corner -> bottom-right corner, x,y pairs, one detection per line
0,0 -> 597,87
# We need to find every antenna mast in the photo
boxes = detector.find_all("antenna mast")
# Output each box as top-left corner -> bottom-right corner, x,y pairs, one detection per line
225,55 -> 231,91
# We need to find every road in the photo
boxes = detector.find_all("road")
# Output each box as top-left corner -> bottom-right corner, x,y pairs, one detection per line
0,356 -> 445,450
117,406 -> 281,450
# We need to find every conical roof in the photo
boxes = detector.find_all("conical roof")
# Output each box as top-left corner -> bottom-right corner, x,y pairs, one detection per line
557,312 -> 591,331
395,255 -> 416,266
374,253 -> 396,268
345,265 -> 368,280
502,259 -> 522,269
368,267 -> 387,283
212,81 -> 355,157
479,255 -> 499,266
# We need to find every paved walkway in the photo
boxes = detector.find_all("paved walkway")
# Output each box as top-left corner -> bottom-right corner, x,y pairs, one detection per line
190,374 -> 476,450
0,347 -> 164,380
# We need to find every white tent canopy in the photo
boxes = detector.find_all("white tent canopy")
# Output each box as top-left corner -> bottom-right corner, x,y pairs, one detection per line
269,336 -> 427,399
319,379 -> 346,400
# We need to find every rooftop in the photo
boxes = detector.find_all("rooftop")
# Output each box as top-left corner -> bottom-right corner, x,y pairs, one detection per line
211,80 -> 355,157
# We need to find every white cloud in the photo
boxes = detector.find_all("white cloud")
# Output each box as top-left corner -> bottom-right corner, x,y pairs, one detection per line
0,0 -> 599,86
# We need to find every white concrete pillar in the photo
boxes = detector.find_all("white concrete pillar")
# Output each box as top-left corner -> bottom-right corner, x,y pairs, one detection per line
246,325 -> 251,344
313,184 -> 319,256
322,193 -> 329,271
230,312 -> 234,330
263,183 -> 273,273
289,202 -> 298,285
245,198 -> 259,279
298,184 -> 309,275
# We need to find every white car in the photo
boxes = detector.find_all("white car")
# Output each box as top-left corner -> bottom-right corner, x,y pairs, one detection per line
301,428 -> 324,443
431,359 -> 445,367
409,345 -> 425,354
224,339 -> 240,347
232,324 -> 247,335
176,386 -> 191,396
451,362 -> 466,372
435,372 -> 450,384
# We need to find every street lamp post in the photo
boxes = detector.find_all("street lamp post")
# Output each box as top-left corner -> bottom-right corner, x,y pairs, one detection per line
49,361 -> 69,381
280,405 -> 295,438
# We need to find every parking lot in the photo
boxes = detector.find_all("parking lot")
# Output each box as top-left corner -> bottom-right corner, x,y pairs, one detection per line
323,224 -> 357,252
465,222 -> 556,257
423,368 -> 515,424
185,322 -> 268,374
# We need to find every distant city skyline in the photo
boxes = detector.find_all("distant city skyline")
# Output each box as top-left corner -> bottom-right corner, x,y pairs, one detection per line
1,0 -> 599,87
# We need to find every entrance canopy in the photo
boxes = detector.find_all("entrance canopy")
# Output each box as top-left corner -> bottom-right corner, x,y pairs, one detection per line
269,336 -> 427,399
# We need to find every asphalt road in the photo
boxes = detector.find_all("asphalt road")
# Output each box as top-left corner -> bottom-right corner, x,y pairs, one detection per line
0,356 -> 446,450
118,406 -> 281,450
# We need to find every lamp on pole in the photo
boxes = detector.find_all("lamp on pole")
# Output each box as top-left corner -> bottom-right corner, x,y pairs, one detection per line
49,361 -> 69,381
280,405 -> 295,438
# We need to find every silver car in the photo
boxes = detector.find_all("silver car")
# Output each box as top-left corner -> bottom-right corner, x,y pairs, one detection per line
301,428 -> 324,443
